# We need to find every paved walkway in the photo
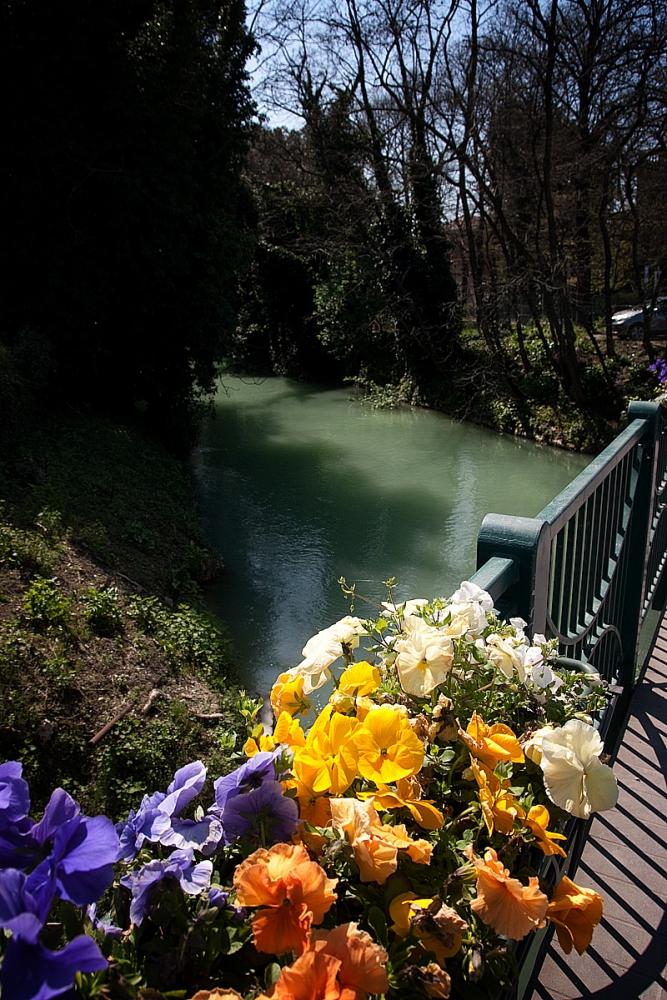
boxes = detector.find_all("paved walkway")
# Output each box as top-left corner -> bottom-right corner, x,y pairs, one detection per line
532,622 -> 667,999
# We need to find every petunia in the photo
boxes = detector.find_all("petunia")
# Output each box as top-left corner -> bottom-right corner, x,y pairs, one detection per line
393,620 -> 454,697
354,705 -> 425,784
466,846 -> 548,940
547,875 -> 603,954
539,720 -> 618,819
233,843 -> 337,956
0,934 -> 107,1000
459,713 -> 524,770
337,661 -> 381,698
120,848 -> 213,926
221,780 -> 299,845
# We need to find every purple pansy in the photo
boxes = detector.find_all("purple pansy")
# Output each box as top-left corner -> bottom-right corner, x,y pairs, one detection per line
116,760 -> 222,861
0,762 -> 36,868
1,934 -> 107,1000
212,748 -> 283,815
220,780 -> 299,845
86,902 -> 123,939
27,790 -> 119,908
120,848 -> 213,925
0,868 -> 49,943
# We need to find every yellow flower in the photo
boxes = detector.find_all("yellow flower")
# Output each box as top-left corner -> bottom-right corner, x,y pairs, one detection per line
354,705 -> 425,784
459,712 -> 524,769
270,672 -> 311,718
293,705 -> 361,795
547,875 -> 603,954
244,712 -> 306,757
338,661 -> 381,698
524,805 -> 567,858
363,776 -> 444,830
469,759 -> 524,836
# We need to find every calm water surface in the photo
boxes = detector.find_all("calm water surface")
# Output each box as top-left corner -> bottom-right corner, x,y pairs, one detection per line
193,377 -> 588,693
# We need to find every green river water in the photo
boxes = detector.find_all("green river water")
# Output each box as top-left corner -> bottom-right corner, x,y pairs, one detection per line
193,377 -> 589,694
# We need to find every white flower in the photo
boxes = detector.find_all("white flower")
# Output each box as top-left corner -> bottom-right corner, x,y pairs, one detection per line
510,616 -> 528,632
382,597 -> 428,618
394,619 -> 454,697
528,653 -> 562,691
291,616 -> 365,694
539,720 -> 618,819
524,725 -> 554,765
485,633 -> 528,682
437,581 -> 494,637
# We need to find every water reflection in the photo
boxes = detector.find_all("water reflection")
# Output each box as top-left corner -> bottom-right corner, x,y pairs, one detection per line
193,377 -> 588,693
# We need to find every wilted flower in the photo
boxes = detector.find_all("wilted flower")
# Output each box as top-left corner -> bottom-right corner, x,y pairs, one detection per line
539,720 -> 618,818
289,616 -> 365,694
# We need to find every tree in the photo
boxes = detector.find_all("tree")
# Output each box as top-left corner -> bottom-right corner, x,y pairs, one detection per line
1,0 -> 256,438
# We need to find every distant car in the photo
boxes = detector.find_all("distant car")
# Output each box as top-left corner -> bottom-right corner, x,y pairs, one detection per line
612,298 -> 667,339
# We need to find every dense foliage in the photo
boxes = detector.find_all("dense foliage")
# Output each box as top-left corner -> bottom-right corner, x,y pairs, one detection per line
1,0 -> 255,437
0,581 -> 617,999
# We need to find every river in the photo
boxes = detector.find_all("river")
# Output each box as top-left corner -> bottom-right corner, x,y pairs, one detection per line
193,377 -> 588,694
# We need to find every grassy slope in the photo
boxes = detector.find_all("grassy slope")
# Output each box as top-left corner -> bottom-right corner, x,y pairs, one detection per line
0,382 -> 255,819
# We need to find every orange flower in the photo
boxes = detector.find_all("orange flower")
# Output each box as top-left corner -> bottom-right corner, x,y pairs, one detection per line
466,846 -> 548,940
233,843 -> 337,955
524,805 -> 567,858
258,949 -> 342,1000
259,923 -> 389,1000
329,798 -> 432,884
190,991 -> 245,1000
547,875 -> 603,954
459,713 -> 524,769
314,922 -> 389,998
364,775 -> 444,830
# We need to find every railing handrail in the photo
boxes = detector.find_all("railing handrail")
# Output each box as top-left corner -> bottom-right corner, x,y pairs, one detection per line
536,418 -> 649,535
470,398 -> 667,751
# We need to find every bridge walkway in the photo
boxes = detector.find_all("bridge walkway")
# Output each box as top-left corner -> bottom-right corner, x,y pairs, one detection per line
531,617 -> 667,999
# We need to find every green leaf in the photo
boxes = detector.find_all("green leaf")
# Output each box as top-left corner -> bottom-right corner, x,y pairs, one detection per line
367,905 -> 389,948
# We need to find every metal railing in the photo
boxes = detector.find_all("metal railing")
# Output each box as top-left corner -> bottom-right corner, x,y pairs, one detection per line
471,399 -> 667,749
479,399 -> 667,1000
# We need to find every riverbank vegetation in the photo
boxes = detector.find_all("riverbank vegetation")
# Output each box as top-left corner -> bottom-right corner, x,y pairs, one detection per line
0,352 -> 254,816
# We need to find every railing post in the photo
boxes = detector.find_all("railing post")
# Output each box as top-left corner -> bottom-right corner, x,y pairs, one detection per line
477,514 -> 551,635
620,401 -> 662,687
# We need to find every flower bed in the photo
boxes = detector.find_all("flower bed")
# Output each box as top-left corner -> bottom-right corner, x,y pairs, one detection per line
0,581 -> 618,1000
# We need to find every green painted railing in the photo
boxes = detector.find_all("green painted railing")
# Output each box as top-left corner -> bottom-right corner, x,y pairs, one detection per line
471,399 -> 667,748
478,400 -> 667,999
